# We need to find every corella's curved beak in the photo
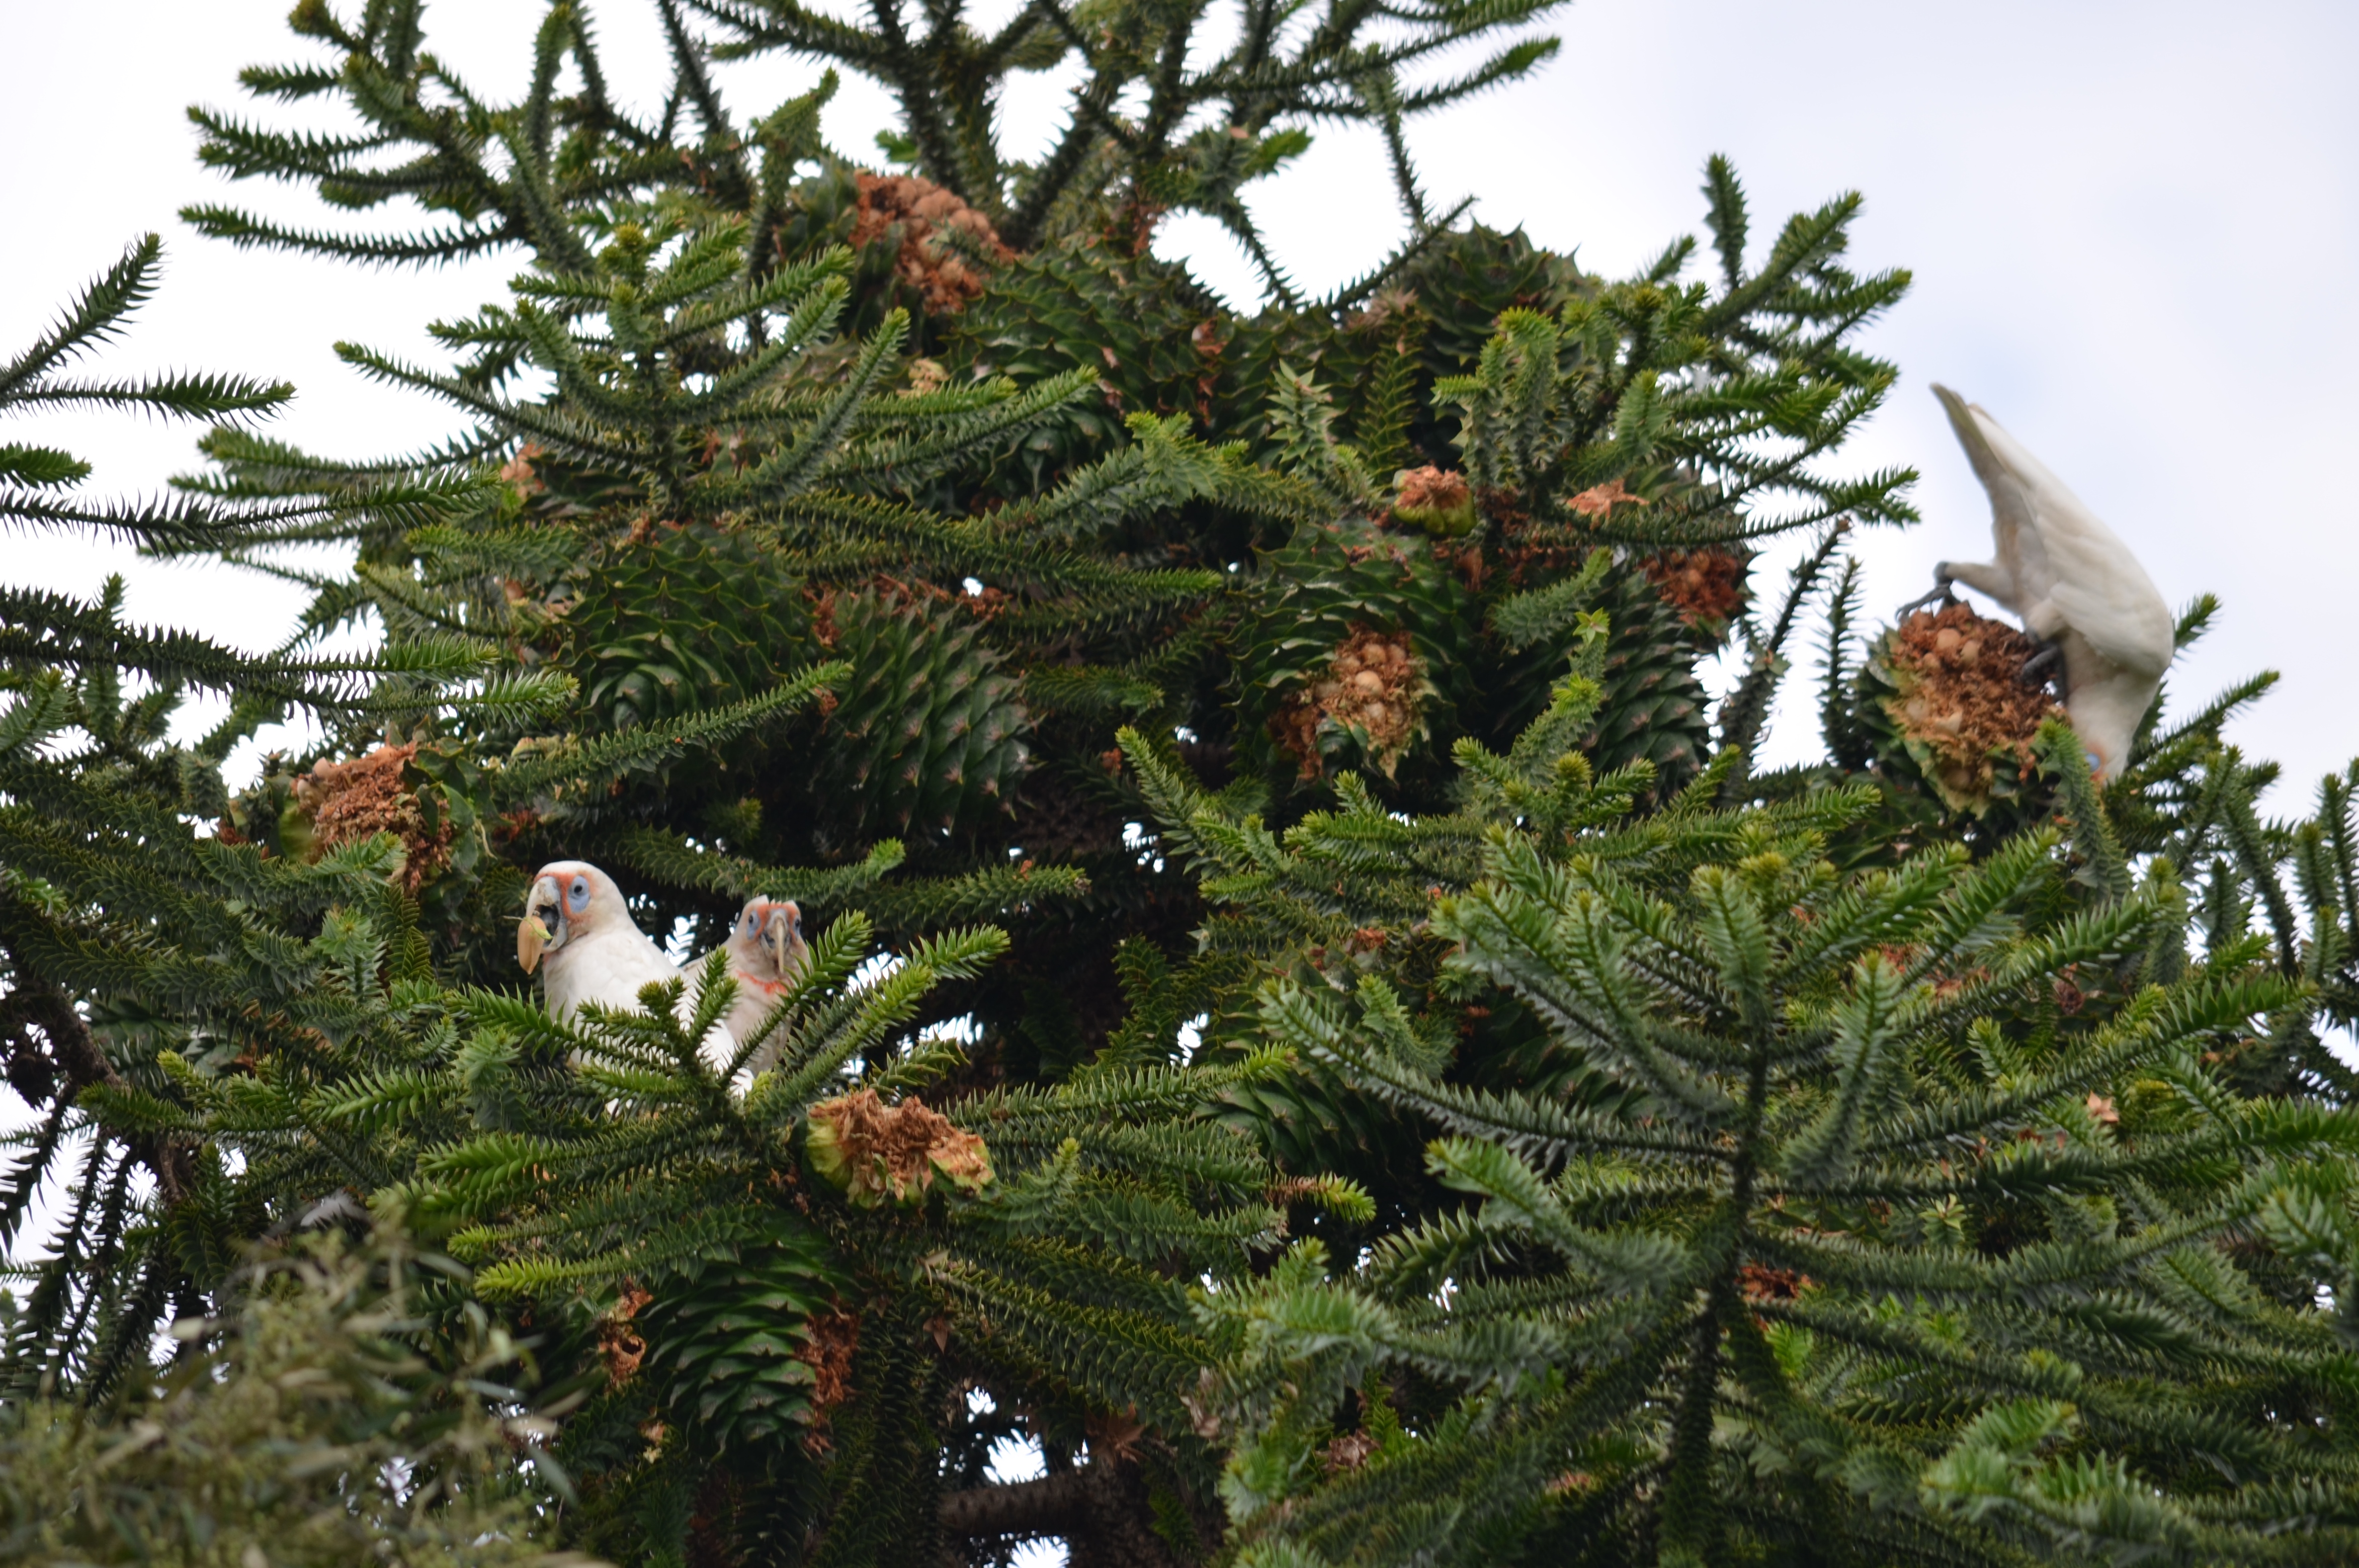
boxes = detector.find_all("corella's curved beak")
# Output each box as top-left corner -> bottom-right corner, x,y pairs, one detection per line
760,900 -> 809,982
518,875 -> 564,974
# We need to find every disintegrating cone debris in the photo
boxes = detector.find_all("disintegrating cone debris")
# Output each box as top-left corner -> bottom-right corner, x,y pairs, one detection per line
1874,601 -> 2060,814
851,172 -> 1014,314
806,1088 -> 994,1206
291,743 -> 452,892
1389,465 -> 1476,537
1641,546 -> 1748,627
1269,627 -> 1429,780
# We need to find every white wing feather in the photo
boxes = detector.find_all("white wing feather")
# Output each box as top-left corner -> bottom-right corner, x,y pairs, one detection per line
1970,408 -> 2174,678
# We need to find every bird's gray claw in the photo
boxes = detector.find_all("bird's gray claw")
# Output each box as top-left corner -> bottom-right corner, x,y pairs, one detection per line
1896,583 -> 1956,620
2017,644 -> 2061,687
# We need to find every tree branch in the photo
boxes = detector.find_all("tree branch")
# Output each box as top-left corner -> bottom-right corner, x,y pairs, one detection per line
3,972 -> 193,1206
938,1466 -> 1091,1537
938,1456 -> 1193,1567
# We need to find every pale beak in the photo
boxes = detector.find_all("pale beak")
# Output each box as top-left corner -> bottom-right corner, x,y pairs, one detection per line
518,914 -> 550,973
518,876 -> 563,973
762,901 -> 808,982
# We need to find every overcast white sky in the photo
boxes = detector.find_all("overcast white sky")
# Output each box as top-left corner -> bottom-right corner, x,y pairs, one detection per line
6,0 -> 2355,794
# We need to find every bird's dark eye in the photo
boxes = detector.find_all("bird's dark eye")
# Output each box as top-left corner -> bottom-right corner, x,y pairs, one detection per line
568,876 -> 590,912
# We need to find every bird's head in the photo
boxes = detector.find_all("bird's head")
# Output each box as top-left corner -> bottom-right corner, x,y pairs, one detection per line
518,860 -> 625,973
720,898 -> 807,986
721,897 -> 774,976
755,899 -> 809,984
2059,673 -> 2150,790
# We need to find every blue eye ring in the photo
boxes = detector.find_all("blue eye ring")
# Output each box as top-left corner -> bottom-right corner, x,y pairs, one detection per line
567,876 -> 590,913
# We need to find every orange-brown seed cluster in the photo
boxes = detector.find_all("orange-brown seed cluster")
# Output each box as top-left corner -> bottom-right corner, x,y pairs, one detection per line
1882,601 -> 2059,807
1642,547 -> 1747,626
599,1282 -> 654,1386
799,1306 -> 861,1417
1270,628 -> 1423,780
295,743 -> 453,892
1736,1262 -> 1811,1302
1394,465 -> 1469,516
850,172 -> 1013,314
807,1087 -> 992,1205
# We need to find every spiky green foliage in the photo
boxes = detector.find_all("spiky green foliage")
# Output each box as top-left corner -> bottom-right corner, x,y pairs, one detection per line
141,4 -> 1929,1106
1164,689 -> 2359,1566
0,224 -> 1344,1566
696,0 -> 1562,274
2,24 -> 2000,1558
0,234 -> 290,548
0,240 -> 576,1407
132,881 -> 1332,1564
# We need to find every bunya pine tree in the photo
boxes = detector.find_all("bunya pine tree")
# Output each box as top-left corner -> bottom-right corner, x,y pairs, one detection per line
13,2 -> 2359,1565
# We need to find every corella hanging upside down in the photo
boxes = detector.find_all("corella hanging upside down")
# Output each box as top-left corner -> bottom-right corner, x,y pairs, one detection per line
1905,384 -> 2174,780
